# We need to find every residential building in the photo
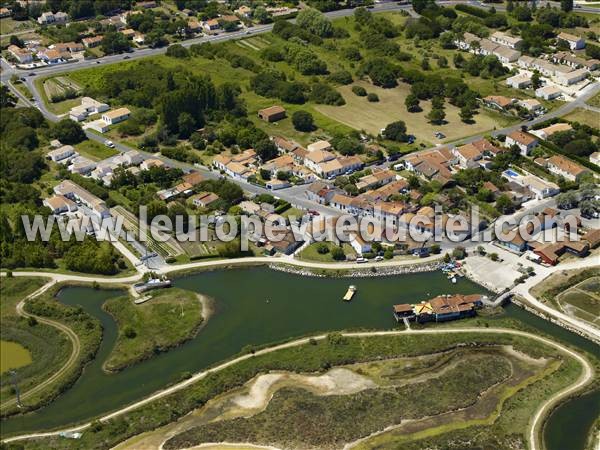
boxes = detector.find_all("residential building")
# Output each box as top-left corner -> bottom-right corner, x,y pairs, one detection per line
493,45 -> 521,63
590,152 -> 600,166
0,7 -> 11,17
190,192 -> 220,208
203,19 -> 220,32
43,195 -> 77,215
120,28 -> 136,39
257,105 -> 286,122
54,42 -> 84,53
47,145 -> 76,162
53,180 -> 110,219
557,32 -> 585,50
133,32 -> 145,45
38,48 -> 70,64
187,19 -> 202,33
101,107 -> 130,125
7,45 -> 33,63
545,155 -> 590,182
235,5 -> 252,17
304,149 -> 335,173
83,119 -> 110,134
307,140 -> 332,153
140,159 -> 164,171
517,99 -> 543,113
68,156 -> 96,175
182,171 -> 204,186
355,169 -> 396,191
82,36 -> 103,48
536,85 -> 563,100
482,95 -> 514,111
551,51 -> 599,70
69,97 -> 109,122
305,181 -> 337,204
506,73 -> 532,89
272,136 -> 299,153
505,130 -> 538,156
37,11 -> 68,25
531,123 -> 572,140
490,31 -> 523,49
452,143 -> 483,169
555,67 -> 588,86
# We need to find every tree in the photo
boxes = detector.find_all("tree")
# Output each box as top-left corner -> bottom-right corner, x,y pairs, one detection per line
177,112 -> 196,139
52,119 -> 86,144
296,8 -> 333,37
352,86 -> 367,96
292,110 -> 315,132
580,199 -> 599,219
427,107 -> 446,125
531,70 -> 542,89
405,93 -> 420,112
331,246 -> 345,261
383,121 -> 408,142
459,104 -> 475,123
495,194 -> 514,214
561,0 -> 573,12
0,85 -> 17,108
255,139 -> 278,162
367,93 -> 379,102
253,6 -> 270,24
166,44 -> 189,58
556,192 -> 577,210
101,31 -> 130,54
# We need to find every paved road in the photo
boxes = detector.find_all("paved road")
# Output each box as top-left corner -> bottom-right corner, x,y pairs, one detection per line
2,326 -> 593,450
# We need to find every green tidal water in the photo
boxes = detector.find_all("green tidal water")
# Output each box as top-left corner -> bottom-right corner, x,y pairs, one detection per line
1,267 -> 598,449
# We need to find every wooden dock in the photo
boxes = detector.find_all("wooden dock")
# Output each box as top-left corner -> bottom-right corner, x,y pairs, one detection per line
343,285 -> 357,301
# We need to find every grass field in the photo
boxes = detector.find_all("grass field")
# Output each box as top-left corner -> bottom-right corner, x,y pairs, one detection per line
586,93 -> 600,108
315,81 -> 513,146
75,139 -> 118,161
297,242 -> 356,262
0,18 -> 35,34
556,276 -> 600,324
102,288 -> 206,372
0,340 -> 32,373
562,107 -> 600,128
0,277 -> 70,413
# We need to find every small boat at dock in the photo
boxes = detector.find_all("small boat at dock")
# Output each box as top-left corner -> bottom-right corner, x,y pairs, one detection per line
343,285 -> 357,301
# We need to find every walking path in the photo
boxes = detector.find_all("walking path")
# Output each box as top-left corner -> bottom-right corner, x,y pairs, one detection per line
2,327 -> 594,450
0,280 -> 81,410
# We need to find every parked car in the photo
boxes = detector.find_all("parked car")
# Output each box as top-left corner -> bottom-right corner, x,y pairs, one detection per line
374,255 -> 384,262
356,257 -> 368,263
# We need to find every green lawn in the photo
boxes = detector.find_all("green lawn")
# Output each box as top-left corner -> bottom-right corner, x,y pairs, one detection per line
562,107 -> 600,128
316,81 -> 513,146
587,93 -> 600,108
298,242 -> 356,262
102,288 -> 205,372
75,139 -> 118,161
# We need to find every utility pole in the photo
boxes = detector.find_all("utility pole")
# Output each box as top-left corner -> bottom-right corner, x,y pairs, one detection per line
10,370 -> 22,408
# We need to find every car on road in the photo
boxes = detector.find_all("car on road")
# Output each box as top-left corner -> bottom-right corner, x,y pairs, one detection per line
104,140 -> 115,148
123,56 -> 130,59
356,257 -> 368,263
374,255 -> 384,262
28,72 -> 36,76
308,210 -> 320,216
96,61 -> 101,64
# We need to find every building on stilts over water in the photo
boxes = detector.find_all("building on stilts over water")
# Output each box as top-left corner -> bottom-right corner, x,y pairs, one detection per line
393,294 -> 485,323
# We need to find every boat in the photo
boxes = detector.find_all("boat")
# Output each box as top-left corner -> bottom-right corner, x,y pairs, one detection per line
343,285 -> 357,301
133,277 -> 172,294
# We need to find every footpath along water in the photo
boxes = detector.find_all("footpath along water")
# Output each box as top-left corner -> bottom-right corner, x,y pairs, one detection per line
1,267 -> 598,450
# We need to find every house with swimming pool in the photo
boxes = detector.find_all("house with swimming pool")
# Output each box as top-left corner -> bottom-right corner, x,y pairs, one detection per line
502,169 -> 560,200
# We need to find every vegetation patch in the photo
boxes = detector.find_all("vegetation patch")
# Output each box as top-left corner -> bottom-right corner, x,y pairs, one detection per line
102,288 -> 206,372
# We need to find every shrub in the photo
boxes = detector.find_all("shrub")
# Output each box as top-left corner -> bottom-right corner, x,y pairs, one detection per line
316,243 -> 330,254
366,93 -> 379,102
352,86 -> 367,96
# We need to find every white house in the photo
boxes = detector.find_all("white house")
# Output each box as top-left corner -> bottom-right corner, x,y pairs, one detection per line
554,67 -> 588,86
490,31 -> 523,49
37,11 -> 68,25
536,85 -> 562,100
69,97 -> 109,122
43,195 -> 77,215
101,108 -> 130,125
47,145 -> 76,162
7,45 -> 33,63
307,140 -> 332,153
545,155 -> 590,182
68,156 -> 96,175
517,99 -> 543,113
123,150 -> 145,166
557,32 -> 585,50
83,119 -> 110,134
506,73 -> 532,89
505,130 -> 538,156
304,149 -> 335,174
590,152 -> 600,167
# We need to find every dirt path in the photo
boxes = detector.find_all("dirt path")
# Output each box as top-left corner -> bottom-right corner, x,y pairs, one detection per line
0,280 -> 81,410
4,327 -> 594,450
